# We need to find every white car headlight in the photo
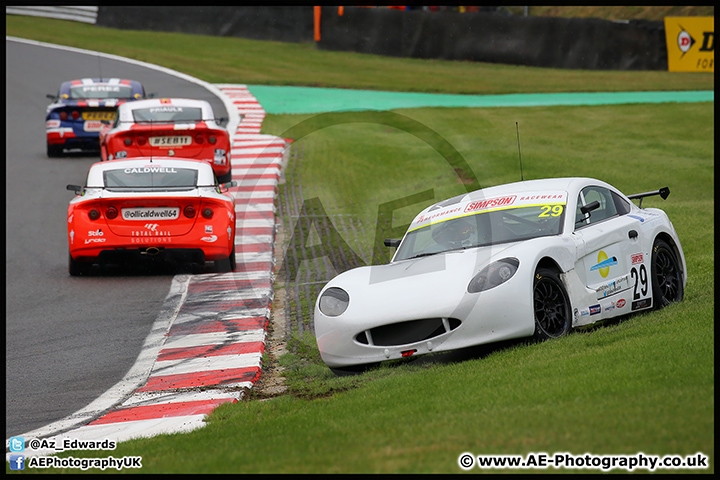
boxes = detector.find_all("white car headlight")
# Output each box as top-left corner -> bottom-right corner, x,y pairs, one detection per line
467,257 -> 519,293
318,287 -> 350,317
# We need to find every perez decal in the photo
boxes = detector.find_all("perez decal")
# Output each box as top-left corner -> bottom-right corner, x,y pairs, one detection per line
201,235 -> 218,243
82,85 -> 120,93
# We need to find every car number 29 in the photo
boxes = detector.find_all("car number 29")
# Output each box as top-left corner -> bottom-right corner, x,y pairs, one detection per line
539,205 -> 564,217
631,264 -> 648,300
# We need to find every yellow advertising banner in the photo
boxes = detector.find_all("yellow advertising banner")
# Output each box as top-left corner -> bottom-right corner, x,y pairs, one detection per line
664,17 -> 714,72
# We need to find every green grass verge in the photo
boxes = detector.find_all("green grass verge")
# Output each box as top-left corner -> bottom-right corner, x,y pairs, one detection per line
6,15 -> 713,474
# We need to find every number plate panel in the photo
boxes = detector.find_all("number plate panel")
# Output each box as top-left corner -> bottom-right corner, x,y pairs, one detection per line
150,136 -> 192,147
82,111 -> 117,121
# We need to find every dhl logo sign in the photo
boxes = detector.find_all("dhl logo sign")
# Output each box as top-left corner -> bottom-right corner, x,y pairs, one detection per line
664,17 -> 714,72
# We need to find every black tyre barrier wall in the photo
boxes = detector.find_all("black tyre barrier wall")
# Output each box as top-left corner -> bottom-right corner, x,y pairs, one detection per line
96,6 -> 314,44
94,6 -> 667,70
316,7 -> 668,70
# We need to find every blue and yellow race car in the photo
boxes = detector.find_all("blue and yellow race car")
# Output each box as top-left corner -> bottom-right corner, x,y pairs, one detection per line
45,78 -> 148,157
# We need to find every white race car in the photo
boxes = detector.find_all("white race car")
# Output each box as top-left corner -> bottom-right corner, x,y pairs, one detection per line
314,177 -> 686,373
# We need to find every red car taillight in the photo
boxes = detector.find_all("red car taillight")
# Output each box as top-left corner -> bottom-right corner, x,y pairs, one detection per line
194,134 -> 204,144
183,205 -> 196,218
106,206 -> 118,219
88,208 -> 101,221
124,138 -> 132,146
137,135 -> 147,146
209,136 -> 217,144
201,207 -> 214,219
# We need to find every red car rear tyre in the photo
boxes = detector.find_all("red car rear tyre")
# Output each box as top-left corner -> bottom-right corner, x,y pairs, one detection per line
215,246 -> 236,272
68,253 -> 91,276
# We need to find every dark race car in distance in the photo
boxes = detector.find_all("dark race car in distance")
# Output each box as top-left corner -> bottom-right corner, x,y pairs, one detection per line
45,78 -> 148,157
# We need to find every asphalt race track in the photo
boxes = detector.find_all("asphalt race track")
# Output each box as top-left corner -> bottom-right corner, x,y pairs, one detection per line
5,39 -> 228,438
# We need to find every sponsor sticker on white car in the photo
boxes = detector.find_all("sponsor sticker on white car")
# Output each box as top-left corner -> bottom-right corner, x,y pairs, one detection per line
409,191 -> 568,231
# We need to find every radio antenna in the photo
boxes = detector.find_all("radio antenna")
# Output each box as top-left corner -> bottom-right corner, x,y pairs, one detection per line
516,122 -> 524,181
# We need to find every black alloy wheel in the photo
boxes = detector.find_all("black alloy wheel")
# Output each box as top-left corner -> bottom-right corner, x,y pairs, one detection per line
533,268 -> 572,340
651,238 -> 684,309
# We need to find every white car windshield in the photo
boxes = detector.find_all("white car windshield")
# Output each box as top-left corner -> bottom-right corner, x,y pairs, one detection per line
131,106 -> 203,123
70,85 -> 134,99
395,199 -> 566,261
103,166 -> 198,190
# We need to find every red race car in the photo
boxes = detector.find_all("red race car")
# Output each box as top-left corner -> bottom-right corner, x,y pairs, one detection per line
99,98 -> 232,183
66,157 -> 237,275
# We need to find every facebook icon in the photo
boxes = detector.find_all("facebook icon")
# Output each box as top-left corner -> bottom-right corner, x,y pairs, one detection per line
10,454 -> 25,470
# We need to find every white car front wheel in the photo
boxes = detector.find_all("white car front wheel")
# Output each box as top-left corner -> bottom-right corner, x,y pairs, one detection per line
533,268 -> 572,340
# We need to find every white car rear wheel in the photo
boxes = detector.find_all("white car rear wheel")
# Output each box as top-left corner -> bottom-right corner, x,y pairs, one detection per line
651,238 -> 684,309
